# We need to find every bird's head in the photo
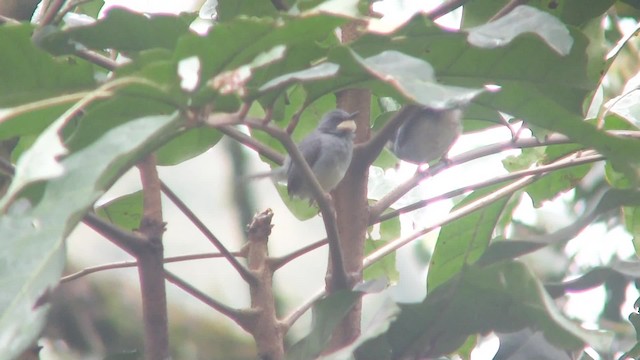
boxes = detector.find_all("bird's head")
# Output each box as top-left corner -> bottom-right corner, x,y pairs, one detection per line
317,109 -> 358,134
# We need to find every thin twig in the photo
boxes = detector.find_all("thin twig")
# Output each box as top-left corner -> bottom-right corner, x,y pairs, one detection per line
60,251 -> 245,283
75,49 -> 118,71
37,0 -> 64,26
489,0 -> 529,21
164,270 -> 255,331
365,151 -> 597,267
281,289 -> 325,332
270,239 -> 328,270
354,106 -> 419,169
368,133 -> 576,222
243,118 -> 350,290
219,125 -> 284,165
376,153 -> 605,223
205,113 -> 350,289
159,180 -> 257,284
54,0 -> 96,24
83,213 -> 148,255
284,149 -> 606,330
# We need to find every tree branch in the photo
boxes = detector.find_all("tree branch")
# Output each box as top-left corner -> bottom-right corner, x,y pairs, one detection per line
159,180 -> 258,284
82,212 -> 148,254
136,154 -> 170,360
270,238 -> 328,270
368,132 -> 577,221
205,113 -> 351,290
60,251 -> 245,283
489,0 -> 530,21
376,152 -> 605,224
353,105 -> 418,169
218,125 -> 284,165
245,208 -> 285,359
164,270 -> 256,331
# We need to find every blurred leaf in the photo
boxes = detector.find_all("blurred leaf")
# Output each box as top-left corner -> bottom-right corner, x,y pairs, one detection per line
462,0 -> 614,28
155,127 -> 222,166
287,290 -> 361,360
607,90 -> 640,129
64,94 -> 177,154
623,206 -> 640,256
467,5 -> 573,55
502,147 -> 545,172
96,191 -> 143,231
353,16 -> 640,182
74,0 -> 105,19
0,102 -> 73,141
320,296 -> 399,360
175,14 -> 346,106
275,184 -> 319,221
217,0 -> 279,21
364,218 -> 399,282
494,328 -> 571,360
38,8 -> 195,55
352,50 -> 485,109
525,145 -> 591,208
387,261 -> 612,358
0,113 -> 182,359
427,184 -> 510,291
478,189 -> 640,265
258,63 -> 340,93
0,25 -> 95,107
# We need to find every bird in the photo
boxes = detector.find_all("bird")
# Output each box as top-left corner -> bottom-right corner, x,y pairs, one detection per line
390,104 -> 463,164
250,109 -> 358,200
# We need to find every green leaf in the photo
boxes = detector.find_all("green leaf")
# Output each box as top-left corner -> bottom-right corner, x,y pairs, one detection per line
351,50 -> 485,109
0,113 -> 182,359
525,144 -> 591,208
462,0 -> 614,28
388,261 -> 612,358
38,8 -> 195,55
467,5 -> 573,55
96,191 -> 143,231
427,185 -> 510,291
320,295 -> 399,360
175,14 -> 346,106
0,101 -> 73,141
155,127 -> 222,166
364,218 -> 400,282
258,63 -> 340,93
275,184 -> 319,221
0,25 -> 95,107
287,290 -> 361,360
217,0 -> 279,21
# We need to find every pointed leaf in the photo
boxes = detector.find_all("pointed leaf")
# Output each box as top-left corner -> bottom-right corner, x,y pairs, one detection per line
0,113 -> 182,358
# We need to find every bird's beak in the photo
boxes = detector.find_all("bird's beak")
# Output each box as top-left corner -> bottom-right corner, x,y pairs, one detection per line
336,111 -> 359,131
337,119 -> 357,131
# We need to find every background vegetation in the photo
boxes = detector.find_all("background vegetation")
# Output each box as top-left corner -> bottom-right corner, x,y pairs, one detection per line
3,0 -> 640,359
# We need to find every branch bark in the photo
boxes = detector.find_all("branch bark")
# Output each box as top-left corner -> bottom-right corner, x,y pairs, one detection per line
136,154 -> 170,360
246,208 -> 285,360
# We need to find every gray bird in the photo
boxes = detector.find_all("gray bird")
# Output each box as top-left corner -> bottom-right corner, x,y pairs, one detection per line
391,105 -> 463,164
252,109 -> 358,200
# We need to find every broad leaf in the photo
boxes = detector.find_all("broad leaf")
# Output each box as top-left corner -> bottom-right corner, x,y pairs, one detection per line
0,25 -> 95,107
427,184 -> 510,291
0,113 -> 182,358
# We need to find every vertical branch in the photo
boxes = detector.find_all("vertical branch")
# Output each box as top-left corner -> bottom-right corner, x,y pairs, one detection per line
136,154 -> 170,360
328,19 -> 372,350
246,209 -> 285,360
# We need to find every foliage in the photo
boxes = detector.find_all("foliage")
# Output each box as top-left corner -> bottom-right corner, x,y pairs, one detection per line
2,0 -> 640,359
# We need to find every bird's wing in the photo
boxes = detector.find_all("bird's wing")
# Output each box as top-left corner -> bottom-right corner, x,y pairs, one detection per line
287,133 -> 323,196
